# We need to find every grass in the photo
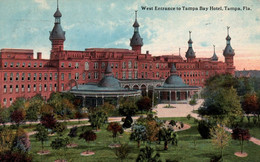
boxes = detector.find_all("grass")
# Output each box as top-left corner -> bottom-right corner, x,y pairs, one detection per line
28,117 -> 260,162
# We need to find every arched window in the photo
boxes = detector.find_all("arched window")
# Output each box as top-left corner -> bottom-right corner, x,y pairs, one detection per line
85,62 -> 89,70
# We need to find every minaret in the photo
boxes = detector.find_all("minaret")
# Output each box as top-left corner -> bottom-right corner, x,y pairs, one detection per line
185,31 -> 196,62
211,45 -> 218,61
223,27 -> 235,75
130,11 -> 143,54
49,0 -> 66,52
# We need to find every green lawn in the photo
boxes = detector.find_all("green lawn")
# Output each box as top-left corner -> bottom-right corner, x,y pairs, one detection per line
28,117 -> 260,162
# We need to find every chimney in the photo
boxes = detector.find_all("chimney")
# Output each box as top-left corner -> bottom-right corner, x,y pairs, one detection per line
37,52 -> 42,59
146,50 -> 149,54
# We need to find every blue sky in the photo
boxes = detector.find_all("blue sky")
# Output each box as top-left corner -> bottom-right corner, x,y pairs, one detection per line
0,0 -> 259,70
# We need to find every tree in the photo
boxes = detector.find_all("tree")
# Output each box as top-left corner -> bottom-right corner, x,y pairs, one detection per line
79,130 -> 97,153
114,143 -> 131,162
122,115 -> 133,128
130,124 -> 147,148
0,128 -> 16,153
34,124 -> 49,153
0,151 -> 32,162
50,137 -> 69,150
198,120 -> 215,139
40,114 -> 57,130
89,111 -> 107,130
119,100 -> 138,116
158,127 -> 178,150
10,109 -> 26,127
232,128 -> 251,154
0,108 -> 10,127
40,104 -> 54,115
53,122 -> 67,136
146,120 -> 159,142
107,122 -> 124,141
136,96 -> 152,112
11,128 -> 31,153
68,126 -> 78,144
26,105 -> 38,122
242,93 -> 259,123
210,124 -> 230,161
199,87 -> 243,125
189,97 -> 197,111
136,146 -> 161,162
100,102 -> 116,115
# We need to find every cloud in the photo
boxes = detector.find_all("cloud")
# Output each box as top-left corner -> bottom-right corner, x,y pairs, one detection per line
34,0 -> 50,10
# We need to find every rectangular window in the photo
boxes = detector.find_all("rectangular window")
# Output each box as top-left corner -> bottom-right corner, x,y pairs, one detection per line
54,84 -> 57,91
22,63 -> 25,67
10,63 -> 13,67
61,84 -> 64,91
128,71 -> 132,79
4,73 -> 7,81
4,62 -> 7,67
88,72 -> 91,79
94,72 -> 98,79
83,72 -> 86,80
44,84 -> 47,91
28,63 -> 31,67
16,73 -> 19,81
16,63 -> 20,67
75,62 -> 79,69
39,73 -> 42,81
34,73 -> 37,81
68,63 -> 71,67
49,73 -> 52,80
145,64 -> 147,69
134,62 -> 138,69
61,73 -> 64,81
68,73 -> 71,80
115,64 -> 118,69
141,72 -> 144,78
55,73 -> 58,80
34,84 -> 36,91
116,72 -> 118,78
61,63 -> 64,67
16,85 -> 19,93
22,85 -> 24,92
3,85 -> 7,93
10,73 -> 13,81
50,84 -> 52,91
39,84 -> 42,92
94,62 -> 98,69
44,73 -> 47,81
28,73 -> 31,81
28,85 -> 30,92
34,63 -> 37,67
10,85 -> 13,93
75,73 -> 79,80
122,71 -> 126,79
39,63 -> 42,67
135,71 -> 138,79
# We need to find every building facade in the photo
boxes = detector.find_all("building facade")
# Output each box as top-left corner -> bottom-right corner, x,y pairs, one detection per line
0,5 -> 235,107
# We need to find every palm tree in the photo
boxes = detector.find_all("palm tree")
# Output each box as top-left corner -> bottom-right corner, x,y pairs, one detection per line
159,127 -> 178,150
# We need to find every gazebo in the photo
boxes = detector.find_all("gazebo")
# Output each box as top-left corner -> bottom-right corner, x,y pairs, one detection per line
70,63 -> 141,107
154,64 -> 201,104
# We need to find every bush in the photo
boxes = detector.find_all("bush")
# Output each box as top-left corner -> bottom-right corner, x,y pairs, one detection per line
123,115 -> 133,128
136,97 -> 152,112
114,143 -> 131,161
0,151 -> 32,162
68,127 -> 78,138
198,120 -> 215,139
186,114 -> 191,120
50,137 -> 69,150
11,128 -> 31,153
40,114 -> 57,130
118,101 -> 137,116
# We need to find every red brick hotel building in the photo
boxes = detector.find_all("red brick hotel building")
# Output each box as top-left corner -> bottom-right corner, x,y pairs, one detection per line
0,5 -> 235,107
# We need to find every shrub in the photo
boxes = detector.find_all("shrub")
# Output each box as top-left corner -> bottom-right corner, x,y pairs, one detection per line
136,146 -> 161,162
118,101 -> 138,116
11,128 -> 30,153
11,109 -> 26,127
186,114 -> 191,120
232,127 -> 250,153
123,115 -> 133,128
114,143 -> 131,161
68,127 -> 78,138
198,120 -> 215,139
107,122 -> 124,140
50,137 -> 69,150
136,96 -> 152,112
0,151 -> 32,162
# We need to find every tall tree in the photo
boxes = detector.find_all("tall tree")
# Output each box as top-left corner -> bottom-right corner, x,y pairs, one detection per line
10,109 -> 26,127
199,87 -> 243,125
232,128 -> 251,154
158,127 -> 178,150
0,108 -> 10,127
34,124 -> 49,153
242,93 -> 259,123
89,111 -> 107,130
79,130 -> 97,154
136,96 -> 152,112
107,122 -> 124,142
130,124 -> 147,148
210,124 -> 230,161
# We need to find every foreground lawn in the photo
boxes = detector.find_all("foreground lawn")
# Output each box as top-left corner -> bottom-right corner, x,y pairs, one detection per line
28,117 -> 260,162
